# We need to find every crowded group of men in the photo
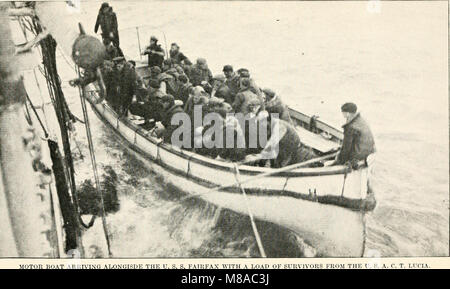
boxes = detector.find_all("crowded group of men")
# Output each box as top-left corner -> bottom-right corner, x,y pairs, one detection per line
71,2 -> 376,169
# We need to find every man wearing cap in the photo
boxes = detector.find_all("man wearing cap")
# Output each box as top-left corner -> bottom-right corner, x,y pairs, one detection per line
262,88 -> 292,123
244,111 -> 317,168
156,94 -> 185,144
189,58 -> 213,87
215,102 -> 247,162
209,74 -> 233,104
169,43 -> 192,66
237,68 -> 262,97
327,103 -> 376,166
149,66 -> 162,81
232,78 -> 264,115
112,56 -> 137,116
158,68 -> 178,97
184,86 -> 209,118
142,36 -> 165,68
222,65 -> 240,102
129,79 -> 164,129
146,79 -> 164,100
176,74 -> 193,103
161,59 -> 173,72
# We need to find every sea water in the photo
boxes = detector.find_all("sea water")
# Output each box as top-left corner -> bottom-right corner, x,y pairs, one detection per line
29,1 -> 448,257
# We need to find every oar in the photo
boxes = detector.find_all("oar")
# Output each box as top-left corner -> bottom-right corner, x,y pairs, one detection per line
179,151 -> 338,202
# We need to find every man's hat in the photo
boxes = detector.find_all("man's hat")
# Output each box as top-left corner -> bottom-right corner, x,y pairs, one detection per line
163,59 -> 172,66
197,58 -> 207,65
262,88 -> 275,98
341,102 -> 357,113
238,70 -> 250,78
247,98 -> 261,107
171,42 -> 179,48
192,86 -> 205,95
112,56 -> 125,63
149,79 -> 160,89
150,66 -> 161,74
213,74 -> 226,82
223,65 -> 233,72
161,94 -> 174,103
101,2 -> 109,9
178,74 -> 188,83
150,36 -> 158,41
166,67 -> 177,74
237,68 -> 250,76
175,66 -> 185,74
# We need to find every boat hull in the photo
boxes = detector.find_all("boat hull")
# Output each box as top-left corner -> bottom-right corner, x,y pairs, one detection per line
122,143 -> 366,257
85,87 -> 372,256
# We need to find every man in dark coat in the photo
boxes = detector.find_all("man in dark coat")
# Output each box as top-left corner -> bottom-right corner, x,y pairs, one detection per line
209,75 -> 233,104
101,60 -> 116,104
262,88 -> 293,123
157,94 -> 185,144
129,79 -> 164,129
232,78 -> 264,115
237,68 -> 262,97
189,58 -> 213,87
176,74 -> 193,103
94,3 -> 122,55
330,103 -> 376,166
103,38 -> 120,60
213,102 -> 247,162
142,36 -> 165,68
161,59 -> 173,72
112,57 -> 137,117
169,43 -> 192,66
245,111 -> 317,168
223,65 -> 240,102
158,69 -> 178,97
68,59 -> 115,104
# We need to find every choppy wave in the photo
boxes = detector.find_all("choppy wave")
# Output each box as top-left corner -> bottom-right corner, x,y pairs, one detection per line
45,1 -> 449,257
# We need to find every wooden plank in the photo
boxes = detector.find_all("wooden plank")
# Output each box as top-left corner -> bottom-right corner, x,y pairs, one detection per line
295,125 -> 340,153
289,108 -> 344,140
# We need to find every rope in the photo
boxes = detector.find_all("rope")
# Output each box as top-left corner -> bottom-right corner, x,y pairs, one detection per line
77,66 -> 113,257
33,68 -> 51,130
340,163 -> 351,198
23,99 -> 33,126
31,18 -> 86,254
233,163 -> 267,258
57,45 -> 76,72
25,92 -> 49,138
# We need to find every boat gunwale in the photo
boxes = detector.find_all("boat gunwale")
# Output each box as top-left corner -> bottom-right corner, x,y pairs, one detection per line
89,99 -> 375,212
88,89 -> 365,178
